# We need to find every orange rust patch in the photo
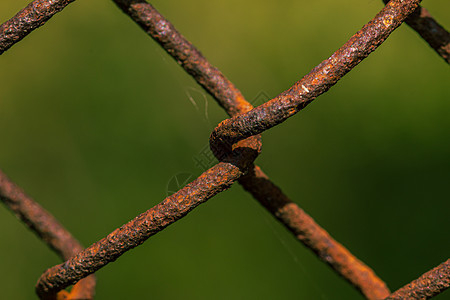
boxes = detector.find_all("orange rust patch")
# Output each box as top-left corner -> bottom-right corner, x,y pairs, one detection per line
383,15 -> 394,28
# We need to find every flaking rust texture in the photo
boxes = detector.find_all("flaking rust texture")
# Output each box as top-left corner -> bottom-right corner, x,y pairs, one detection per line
209,0 -> 423,151
405,7 -> 450,63
0,170 -> 96,300
2,0 -> 448,299
112,1 -> 391,298
113,0 -> 253,117
36,0 -> 434,299
239,166 -> 390,300
385,259 -> 450,299
382,1 -> 450,63
36,147 -> 263,298
0,0 -> 76,54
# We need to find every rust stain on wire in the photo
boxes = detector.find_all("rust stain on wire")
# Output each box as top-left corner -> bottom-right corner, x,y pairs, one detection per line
111,1 -> 393,298
210,0 -> 423,152
0,0 -> 76,55
385,259 -> 450,299
36,0 -> 425,298
382,1 -> 450,63
0,169 -> 96,300
239,166 -> 390,300
36,138 -> 262,298
113,0 -> 253,117
1,0 -> 447,299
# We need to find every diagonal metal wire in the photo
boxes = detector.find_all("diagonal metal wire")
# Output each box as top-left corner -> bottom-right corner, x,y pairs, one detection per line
0,0 -> 448,299
0,0 -> 76,55
385,259 -> 450,299
111,1 -> 393,298
239,166 -> 389,299
112,0 -> 253,119
34,0 -> 431,298
208,0 -> 425,153
382,0 -> 450,63
0,169 -> 96,299
36,156 -> 260,299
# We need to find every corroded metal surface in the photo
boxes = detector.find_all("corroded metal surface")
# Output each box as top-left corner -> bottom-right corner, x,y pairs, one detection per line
36,154 -> 262,298
239,166 -> 390,300
1,0 -> 448,299
35,0 -> 426,299
383,1 -> 450,63
111,1 -> 391,298
210,0 -> 423,151
385,259 -> 450,299
0,170 -> 96,300
0,0 -> 75,55
113,0 -> 252,117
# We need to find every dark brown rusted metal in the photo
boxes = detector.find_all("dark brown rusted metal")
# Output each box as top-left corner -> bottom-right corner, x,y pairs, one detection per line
383,1 -> 450,63
36,0 -> 429,298
2,0 -> 444,298
0,169 -> 96,300
112,0 -> 252,118
209,0 -> 423,152
0,0 -> 75,55
36,138 -> 262,298
239,166 -> 390,300
385,259 -> 450,299
111,1 -> 391,299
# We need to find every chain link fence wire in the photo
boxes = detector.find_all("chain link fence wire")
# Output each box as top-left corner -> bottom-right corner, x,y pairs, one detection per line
1,0 -> 449,299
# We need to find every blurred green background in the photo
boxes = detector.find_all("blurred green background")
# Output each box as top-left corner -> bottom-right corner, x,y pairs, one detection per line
1,0 -> 449,299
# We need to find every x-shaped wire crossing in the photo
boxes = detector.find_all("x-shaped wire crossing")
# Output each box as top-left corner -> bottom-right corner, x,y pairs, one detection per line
1,0 -> 449,299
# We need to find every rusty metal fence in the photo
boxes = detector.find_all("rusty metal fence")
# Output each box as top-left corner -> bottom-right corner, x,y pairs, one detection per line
1,0 -> 449,299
